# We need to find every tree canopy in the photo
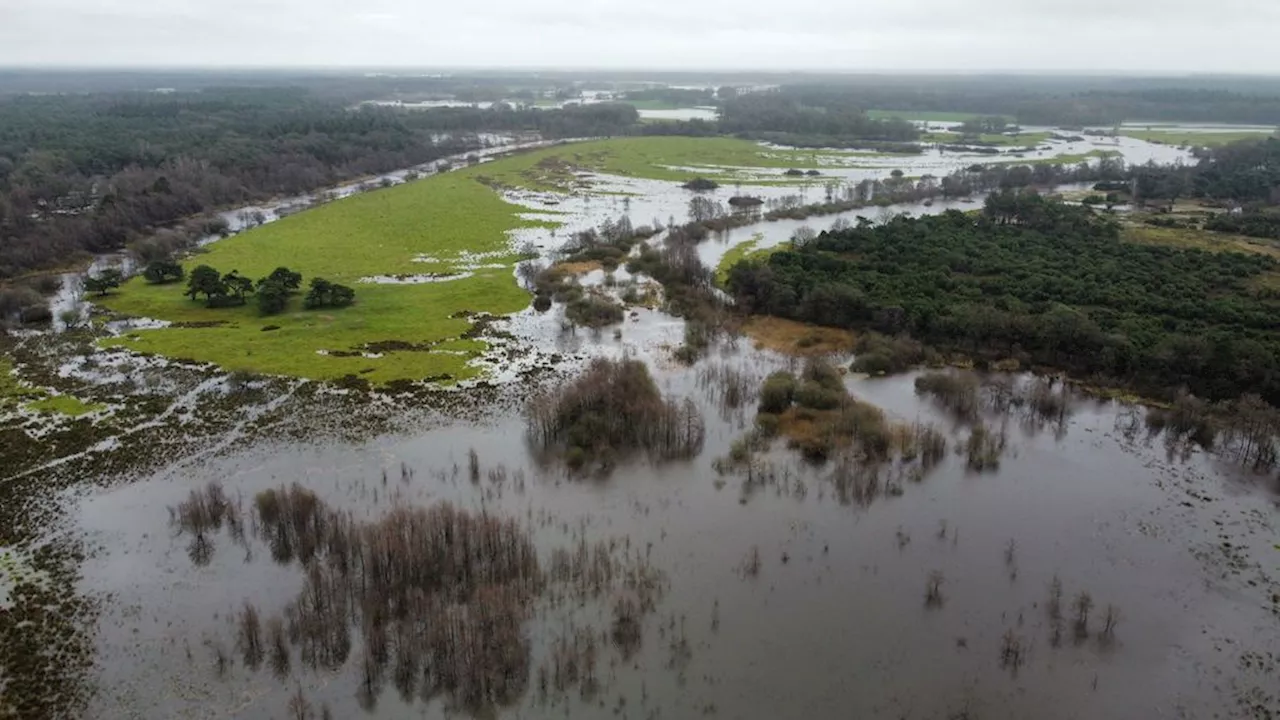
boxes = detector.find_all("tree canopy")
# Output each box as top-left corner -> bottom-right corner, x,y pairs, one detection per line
727,193 -> 1280,405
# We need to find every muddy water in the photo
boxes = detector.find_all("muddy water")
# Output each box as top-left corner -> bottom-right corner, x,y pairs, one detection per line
74,335 -> 1280,718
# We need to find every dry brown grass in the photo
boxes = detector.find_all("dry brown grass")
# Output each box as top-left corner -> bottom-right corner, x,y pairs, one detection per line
1122,223 -> 1280,261
554,260 -> 604,275
742,316 -> 855,356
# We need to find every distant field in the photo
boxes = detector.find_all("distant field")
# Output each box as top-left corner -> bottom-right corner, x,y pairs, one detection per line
1117,129 -> 1276,147
476,136 -> 876,190
920,131 -> 1052,147
621,99 -> 690,111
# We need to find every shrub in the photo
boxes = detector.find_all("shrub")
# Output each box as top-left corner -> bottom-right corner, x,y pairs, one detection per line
566,295 -> 623,328
759,371 -> 797,413
681,177 -> 720,192
755,412 -> 781,437
802,358 -> 843,392
526,358 -> 705,473
795,381 -> 843,411
914,372 -> 980,419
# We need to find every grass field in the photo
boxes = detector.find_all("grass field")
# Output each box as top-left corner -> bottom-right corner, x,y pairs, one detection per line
1116,129 -> 1276,147
99,160 -> 556,384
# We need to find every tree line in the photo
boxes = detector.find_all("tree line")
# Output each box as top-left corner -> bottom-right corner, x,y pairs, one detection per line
86,260 -> 353,315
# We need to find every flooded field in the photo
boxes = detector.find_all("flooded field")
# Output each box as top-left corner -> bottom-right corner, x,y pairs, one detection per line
70,342 -> 1280,720
5,132 -> 1277,719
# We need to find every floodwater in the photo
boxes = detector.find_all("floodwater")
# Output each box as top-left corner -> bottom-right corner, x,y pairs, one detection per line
637,107 -> 720,122
74,340 -> 1280,719
21,130 -> 1279,719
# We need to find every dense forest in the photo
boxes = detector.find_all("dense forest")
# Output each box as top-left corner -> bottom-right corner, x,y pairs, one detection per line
726,193 -> 1280,405
0,91 -> 641,279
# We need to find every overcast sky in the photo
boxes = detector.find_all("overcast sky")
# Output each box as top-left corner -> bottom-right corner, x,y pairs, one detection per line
2,0 -> 1278,73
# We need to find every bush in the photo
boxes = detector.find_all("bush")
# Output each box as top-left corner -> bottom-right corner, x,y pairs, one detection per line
755,412 -> 781,437
803,358 -> 844,392
526,358 -> 705,473
795,381 -> 843,411
681,177 -> 720,192
759,371 -> 797,413
533,294 -> 553,312
914,372 -> 980,419
851,333 -> 928,374
852,352 -> 893,375
566,295 -> 623,328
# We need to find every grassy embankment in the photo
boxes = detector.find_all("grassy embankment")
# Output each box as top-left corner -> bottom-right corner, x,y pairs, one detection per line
1116,128 -> 1277,147
95,138 -> 870,384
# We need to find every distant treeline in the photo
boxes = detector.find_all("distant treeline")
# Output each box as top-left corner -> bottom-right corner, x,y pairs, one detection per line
718,89 -> 920,141
726,193 -> 1280,406
775,83 -> 1280,126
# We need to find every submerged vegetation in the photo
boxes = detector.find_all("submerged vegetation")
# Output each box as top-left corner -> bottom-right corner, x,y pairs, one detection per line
526,358 -> 705,473
735,358 -> 948,470
168,481 -> 666,715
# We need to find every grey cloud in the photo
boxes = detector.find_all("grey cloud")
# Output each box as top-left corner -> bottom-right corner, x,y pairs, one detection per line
0,0 -> 1275,71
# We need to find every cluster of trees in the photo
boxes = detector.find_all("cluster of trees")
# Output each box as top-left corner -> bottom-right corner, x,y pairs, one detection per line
726,193 -> 1280,406
954,117 -> 1013,134
1130,138 -> 1280,206
182,264 -> 350,314
1206,211 -> 1280,240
